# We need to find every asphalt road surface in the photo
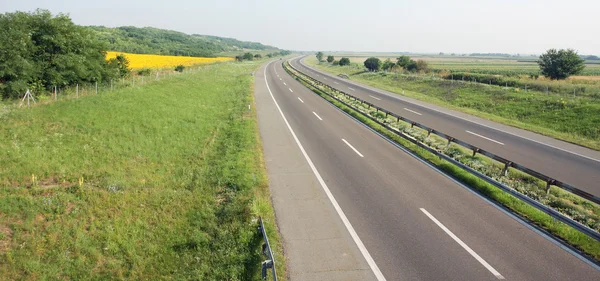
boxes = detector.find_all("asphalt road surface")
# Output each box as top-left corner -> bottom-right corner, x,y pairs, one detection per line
289,56 -> 600,199
263,60 -> 600,280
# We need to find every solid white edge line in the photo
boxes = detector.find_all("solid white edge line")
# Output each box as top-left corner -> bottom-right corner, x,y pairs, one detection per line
264,61 -> 385,281
342,138 -> 364,158
295,57 -> 600,164
298,97 -> 304,103
420,208 -> 505,280
403,108 -> 422,116
289,88 -> 293,93
466,130 -> 505,145
369,95 -> 381,101
313,111 -> 323,121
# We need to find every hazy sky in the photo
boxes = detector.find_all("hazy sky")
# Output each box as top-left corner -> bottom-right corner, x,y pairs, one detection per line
2,0 -> 598,55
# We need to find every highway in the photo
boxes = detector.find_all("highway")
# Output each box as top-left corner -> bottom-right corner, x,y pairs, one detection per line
289,56 -> 600,198
262,60 -> 600,280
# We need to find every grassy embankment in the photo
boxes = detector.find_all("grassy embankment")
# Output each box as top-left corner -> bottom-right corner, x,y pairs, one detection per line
284,62 -> 600,261
305,57 -> 600,150
0,61 -> 285,280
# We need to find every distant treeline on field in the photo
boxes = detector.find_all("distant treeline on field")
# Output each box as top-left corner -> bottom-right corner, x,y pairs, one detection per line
89,26 -> 282,57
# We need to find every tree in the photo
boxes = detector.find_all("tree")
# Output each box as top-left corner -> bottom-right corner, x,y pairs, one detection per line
316,51 -> 324,62
254,54 -> 262,59
0,9 -> 117,99
364,57 -> 381,72
396,55 -> 411,68
106,54 -> 130,78
415,60 -> 429,72
538,49 -> 585,80
243,52 -> 254,60
381,59 -> 395,71
266,53 -> 273,58
339,57 -> 350,66
327,55 -> 334,63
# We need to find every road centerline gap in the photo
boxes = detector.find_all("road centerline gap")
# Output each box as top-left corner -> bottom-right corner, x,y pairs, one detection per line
342,139 -> 364,158
404,108 -> 423,116
466,130 -> 505,145
312,112 -> 323,121
420,208 -> 505,280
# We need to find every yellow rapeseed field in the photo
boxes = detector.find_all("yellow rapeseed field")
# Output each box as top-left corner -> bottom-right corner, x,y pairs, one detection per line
105,51 -> 234,69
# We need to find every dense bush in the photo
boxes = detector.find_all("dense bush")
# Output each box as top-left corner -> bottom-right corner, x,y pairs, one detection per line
175,65 -> 185,72
0,9 -> 123,99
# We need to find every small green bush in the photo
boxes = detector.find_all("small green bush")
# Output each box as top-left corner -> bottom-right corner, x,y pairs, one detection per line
137,68 -> 152,76
175,65 -> 185,72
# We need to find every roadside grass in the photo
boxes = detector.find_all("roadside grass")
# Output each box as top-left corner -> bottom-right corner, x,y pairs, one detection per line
0,61 -> 285,280
285,62 -> 600,261
305,57 -> 600,151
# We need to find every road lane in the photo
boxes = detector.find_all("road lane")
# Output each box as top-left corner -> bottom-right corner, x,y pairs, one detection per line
290,57 -> 600,197
267,60 -> 600,280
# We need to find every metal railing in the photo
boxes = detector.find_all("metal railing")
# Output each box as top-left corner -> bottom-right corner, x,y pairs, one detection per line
258,217 -> 277,280
284,61 -> 600,242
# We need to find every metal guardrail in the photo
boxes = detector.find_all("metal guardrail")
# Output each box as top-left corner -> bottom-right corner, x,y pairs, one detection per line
284,61 -> 600,242
258,217 -> 277,280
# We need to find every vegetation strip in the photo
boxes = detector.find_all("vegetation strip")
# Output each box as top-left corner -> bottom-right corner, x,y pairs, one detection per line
283,61 -> 600,262
0,61 -> 285,280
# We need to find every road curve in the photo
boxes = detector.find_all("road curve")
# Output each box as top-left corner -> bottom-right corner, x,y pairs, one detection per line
264,60 -> 600,280
290,56 -> 600,198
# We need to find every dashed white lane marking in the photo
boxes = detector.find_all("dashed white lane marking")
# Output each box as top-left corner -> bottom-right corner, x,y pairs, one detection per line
466,131 -> 505,145
289,88 -> 293,93
348,87 -> 355,91
404,108 -> 423,116
313,112 -> 323,121
298,97 -> 304,103
263,61 -> 386,281
342,139 -> 364,158
279,78 -> 282,81
283,82 -> 287,85
420,208 -> 505,279
334,81 -> 339,84
369,95 -> 381,101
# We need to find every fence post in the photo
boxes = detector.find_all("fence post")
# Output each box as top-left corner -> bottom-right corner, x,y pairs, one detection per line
95,81 -> 98,94
54,86 -> 57,101
111,79 -> 113,91
76,84 -> 79,98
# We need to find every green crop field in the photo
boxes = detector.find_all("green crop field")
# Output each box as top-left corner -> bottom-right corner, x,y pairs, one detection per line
0,61 -> 283,280
306,57 -> 600,150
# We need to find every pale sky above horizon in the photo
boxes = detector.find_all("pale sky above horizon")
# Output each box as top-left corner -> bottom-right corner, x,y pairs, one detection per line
1,0 -> 598,55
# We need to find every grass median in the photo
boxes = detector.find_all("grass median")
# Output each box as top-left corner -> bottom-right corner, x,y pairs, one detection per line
284,62 -> 600,262
0,61 -> 285,280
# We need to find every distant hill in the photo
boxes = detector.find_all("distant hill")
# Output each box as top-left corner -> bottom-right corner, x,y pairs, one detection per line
89,26 -> 281,57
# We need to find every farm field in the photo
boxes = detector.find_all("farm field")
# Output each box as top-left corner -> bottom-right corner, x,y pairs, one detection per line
105,51 -> 234,69
0,61 -> 283,280
326,54 -> 600,77
305,56 -> 600,150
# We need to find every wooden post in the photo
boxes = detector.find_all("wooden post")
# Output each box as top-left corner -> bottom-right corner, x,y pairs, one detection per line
76,84 -> 79,98
95,81 -> 98,94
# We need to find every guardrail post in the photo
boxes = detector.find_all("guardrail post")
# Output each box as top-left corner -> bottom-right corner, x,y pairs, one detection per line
502,162 -> 512,176
546,180 -> 555,194
427,129 -> 432,137
447,137 -> 454,147
472,148 -> 480,157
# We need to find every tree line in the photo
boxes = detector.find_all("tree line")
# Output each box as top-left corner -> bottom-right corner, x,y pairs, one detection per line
0,9 -> 130,99
316,49 -> 587,80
